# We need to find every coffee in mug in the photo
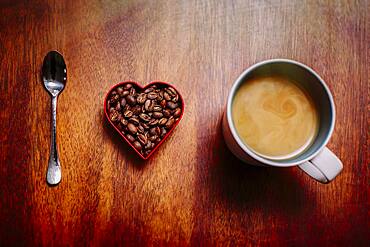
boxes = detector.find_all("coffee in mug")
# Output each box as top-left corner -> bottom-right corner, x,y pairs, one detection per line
232,76 -> 318,160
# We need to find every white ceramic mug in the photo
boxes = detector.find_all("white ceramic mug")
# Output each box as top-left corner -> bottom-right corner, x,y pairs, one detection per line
222,59 -> 343,183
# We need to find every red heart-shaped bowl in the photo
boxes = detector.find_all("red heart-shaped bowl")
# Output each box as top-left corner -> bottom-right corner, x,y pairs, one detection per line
104,81 -> 184,160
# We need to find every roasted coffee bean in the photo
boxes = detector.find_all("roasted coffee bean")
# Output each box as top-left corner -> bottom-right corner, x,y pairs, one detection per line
160,127 -> 167,137
163,92 -> 171,101
123,104 -> 131,111
126,95 -> 136,105
127,123 -> 137,134
157,91 -> 164,101
137,93 -> 147,104
111,94 -> 120,102
117,87 -> 124,96
145,140 -> 153,150
120,98 -> 127,107
120,118 -> 128,126
144,99 -> 154,112
122,90 -> 130,97
129,117 -> 140,125
165,116 -> 175,129
166,101 -> 178,110
111,90 -> 117,95
152,112 -> 163,119
149,135 -> 158,142
139,113 -> 151,122
142,123 -> 150,129
132,105 -> 142,115
147,92 -> 158,100
130,87 -> 136,96
126,134 -> 135,143
173,107 -> 182,117
123,110 -> 133,118
109,107 -> 115,113
167,87 -> 177,96
137,134 -> 148,145
133,141 -> 142,151
115,102 -> 121,111
160,99 -> 167,108
124,83 -> 132,90
149,127 -> 160,136
138,124 -> 145,133
144,87 -> 154,93
163,109 -> 171,117
148,112 -> 153,116
149,119 -> 158,126
109,111 -> 120,122
172,94 -> 179,102
158,118 -> 168,125
153,106 -> 162,112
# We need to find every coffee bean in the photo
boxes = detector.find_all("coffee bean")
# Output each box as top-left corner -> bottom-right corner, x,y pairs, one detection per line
111,90 -> 117,95
129,117 -> 140,125
145,140 -> 153,150
123,110 -> 133,118
149,119 -> 158,126
115,102 -> 121,111
163,109 -> 171,117
144,99 -> 154,112
163,92 -> 171,101
126,95 -> 136,105
153,106 -> 162,112
144,87 -> 154,93
149,135 -> 158,142
166,101 -> 178,110
160,127 -> 167,137
137,125 -> 145,133
127,123 -> 137,134
138,134 -> 148,145
167,87 -> 177,97
152,112 -> 163,119
142,123 -> 150,129
109,107 -> 115,113
139,113 -> 151,122
120,119 -> 128,126
120,98 -> 127,107
111,94 -> 120,103
158,118 -> 168,125
133,141 -> 142,151
122,90 -> 130,97
165,116 -> 175,129
172,94 -> 179,103
173,107 -> 182,117
124,83 -> 132,90
147,92 -> 158,100
109,111 -> 120,122
160,99 -> 167,108
123,104 -> 131,111
137,93 -> 147,104
158,91 -> 164,101
149,127 -> 160,136
130,87 -> 136,96
117,87 -> 124,96
126,134 -> 135,143
132,105 -> 142,115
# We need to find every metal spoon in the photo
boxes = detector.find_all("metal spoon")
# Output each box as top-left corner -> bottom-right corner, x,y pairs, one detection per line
42,51 -> 67,185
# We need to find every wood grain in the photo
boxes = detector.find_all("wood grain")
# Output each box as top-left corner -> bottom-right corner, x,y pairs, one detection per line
0,0 -> 368,246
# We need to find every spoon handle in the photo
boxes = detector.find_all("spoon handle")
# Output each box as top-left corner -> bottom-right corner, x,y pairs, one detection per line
47,96 -> 61,185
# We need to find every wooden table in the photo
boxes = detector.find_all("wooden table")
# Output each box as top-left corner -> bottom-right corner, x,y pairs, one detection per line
0,0 -> 368,246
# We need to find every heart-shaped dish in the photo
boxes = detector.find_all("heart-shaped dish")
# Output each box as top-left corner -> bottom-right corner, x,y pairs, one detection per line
104,81 -> 184,159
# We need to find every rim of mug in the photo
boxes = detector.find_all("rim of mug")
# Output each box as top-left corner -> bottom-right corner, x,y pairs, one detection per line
226,58 -> 336,167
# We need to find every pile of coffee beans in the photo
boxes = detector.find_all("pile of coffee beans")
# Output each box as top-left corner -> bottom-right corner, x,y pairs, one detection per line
106,83 -> 182,157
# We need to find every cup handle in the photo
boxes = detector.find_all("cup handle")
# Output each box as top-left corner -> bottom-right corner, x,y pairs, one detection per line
298,147 -> 343,183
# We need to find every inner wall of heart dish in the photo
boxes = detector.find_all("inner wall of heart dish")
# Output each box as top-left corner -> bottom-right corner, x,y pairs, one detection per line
106,82 -> 183,158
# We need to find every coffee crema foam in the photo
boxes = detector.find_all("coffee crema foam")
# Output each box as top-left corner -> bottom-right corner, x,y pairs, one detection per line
232,76 -> 318,159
